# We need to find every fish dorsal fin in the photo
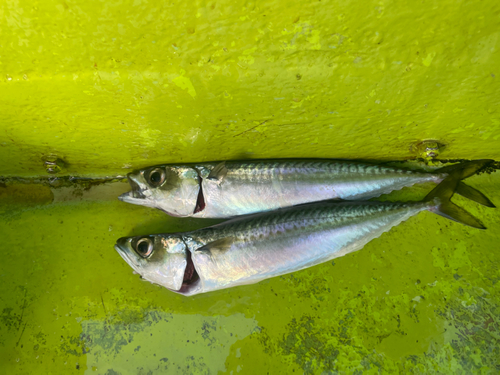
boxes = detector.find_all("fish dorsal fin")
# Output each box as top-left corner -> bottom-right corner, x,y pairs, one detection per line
194,237 -> 234,257
207,161 -> 228,182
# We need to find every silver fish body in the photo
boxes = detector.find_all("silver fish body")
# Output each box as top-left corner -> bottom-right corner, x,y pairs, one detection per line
114,177 -> 487,296
196,161 -> 442,218
119,159 -> 459,218
182,200 -> 430,296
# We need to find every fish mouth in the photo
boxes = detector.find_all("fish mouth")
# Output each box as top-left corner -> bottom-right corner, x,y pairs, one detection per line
118,190 -> 146,202
119,175 -> 147,203
114,238 -> 141,273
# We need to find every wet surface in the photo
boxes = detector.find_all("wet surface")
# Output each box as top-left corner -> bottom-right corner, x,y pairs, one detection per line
0,170 -> 499,373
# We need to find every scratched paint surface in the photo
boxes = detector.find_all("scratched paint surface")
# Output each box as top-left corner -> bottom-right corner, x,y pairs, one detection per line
1,0 -> 500,373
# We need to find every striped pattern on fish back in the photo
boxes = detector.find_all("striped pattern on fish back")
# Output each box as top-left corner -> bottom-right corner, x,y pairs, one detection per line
223,160 -> 417,181
191,200 -> 425,245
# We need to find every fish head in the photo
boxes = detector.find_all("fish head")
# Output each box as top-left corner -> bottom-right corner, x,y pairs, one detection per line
115,234 -> 192,291
119,166 -> 200,217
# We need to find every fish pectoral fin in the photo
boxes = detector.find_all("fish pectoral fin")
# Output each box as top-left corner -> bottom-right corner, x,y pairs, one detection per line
194,237 -> 234,257
207,161 -> 228,182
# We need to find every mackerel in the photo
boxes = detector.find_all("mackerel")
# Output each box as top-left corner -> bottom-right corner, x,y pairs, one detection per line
118,159 -> 494,218
115,176 -> 490,296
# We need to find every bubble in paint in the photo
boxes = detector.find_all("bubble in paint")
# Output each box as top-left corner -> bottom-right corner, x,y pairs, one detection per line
42,155 -> 67,174
412,140 -> 444,161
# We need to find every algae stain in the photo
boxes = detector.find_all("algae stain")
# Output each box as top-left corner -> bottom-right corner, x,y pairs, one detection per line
431,246 -> 447,270
437,284 -> 500,373
274,278 -> 500,374
448,241 -> 471,270
431,241 -> 473,272
82,310 -> 258,374
172,69 -> 197,98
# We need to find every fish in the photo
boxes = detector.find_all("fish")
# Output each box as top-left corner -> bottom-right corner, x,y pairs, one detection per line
114,175 -> 491,296
118,159 -> 494,218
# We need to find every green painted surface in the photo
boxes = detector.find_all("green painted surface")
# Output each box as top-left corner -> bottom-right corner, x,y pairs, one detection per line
1,0 -> 500,373
1,173 -> 499,374
1,0 -> 500,177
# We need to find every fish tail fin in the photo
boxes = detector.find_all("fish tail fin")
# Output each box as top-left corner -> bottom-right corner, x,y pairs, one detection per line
456,182 -> 496,208
424,177 -> 486,229
435,159 -> 494,206
435,159 -> 493,179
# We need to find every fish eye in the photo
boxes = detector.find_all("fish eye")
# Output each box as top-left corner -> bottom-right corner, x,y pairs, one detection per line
136,238 -> 153,258
148,168 -> 166,187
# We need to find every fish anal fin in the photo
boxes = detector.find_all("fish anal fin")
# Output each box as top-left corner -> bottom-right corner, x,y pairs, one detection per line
207,161 -> 228,182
